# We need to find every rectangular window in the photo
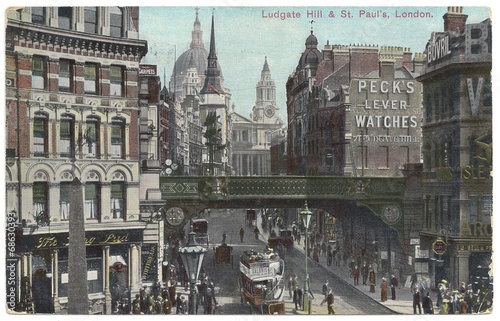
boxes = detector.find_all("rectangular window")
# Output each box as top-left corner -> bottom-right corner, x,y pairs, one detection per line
33,115 -> 48,157
470,196 -> 478,224
84,7 -> 98,34
110,65 -> 123,96
60,182 -> 71,221
481,196 -> 492,223
110,183 -> 125,219
59,59 -> 73,92
111,120 -> 125,158
109,8 -> 123,37
58,7 -> 72,30
33,182 -> 48,216
32,7 -> 45,24
84,63 -> 98,94
85,183 -> 100,220
32,56 -> 46,89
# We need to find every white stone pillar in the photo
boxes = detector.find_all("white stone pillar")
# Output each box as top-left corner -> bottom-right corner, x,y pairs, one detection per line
103,246 -> 111,314
51,250 -> 60,311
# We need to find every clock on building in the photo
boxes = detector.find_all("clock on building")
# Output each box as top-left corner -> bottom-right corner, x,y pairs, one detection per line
383,205 -> 401,223
264,105 -> 275,118
165,207 -> 184,226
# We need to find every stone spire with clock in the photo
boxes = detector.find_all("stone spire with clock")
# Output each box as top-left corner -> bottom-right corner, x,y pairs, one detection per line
252,57 -> 281,124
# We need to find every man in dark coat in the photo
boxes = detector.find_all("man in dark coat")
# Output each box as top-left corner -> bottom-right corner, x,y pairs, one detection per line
326,288 -> 335,314
353,265 -> 360,286
390,274 -> 398,300
369,269 -> 376,293
293,286 -> 302,310
413,287 -> 422,314
239,227 -> 245,243
422,292 -> 434,314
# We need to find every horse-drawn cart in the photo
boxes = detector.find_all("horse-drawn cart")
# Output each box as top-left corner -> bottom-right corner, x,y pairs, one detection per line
238,249 -> 285,314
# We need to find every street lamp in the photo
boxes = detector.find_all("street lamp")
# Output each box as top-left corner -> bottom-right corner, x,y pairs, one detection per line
178,231 -> 207,314
300,201 -> 313,314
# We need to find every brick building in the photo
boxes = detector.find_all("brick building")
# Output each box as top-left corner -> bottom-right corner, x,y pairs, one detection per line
5,7 -> 148,313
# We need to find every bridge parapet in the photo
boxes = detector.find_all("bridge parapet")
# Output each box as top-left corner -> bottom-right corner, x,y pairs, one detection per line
160,175 -> 405,201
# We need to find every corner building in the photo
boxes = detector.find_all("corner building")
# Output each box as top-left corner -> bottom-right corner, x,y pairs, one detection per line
417,7 -> 492,289
5,7 -> 148,313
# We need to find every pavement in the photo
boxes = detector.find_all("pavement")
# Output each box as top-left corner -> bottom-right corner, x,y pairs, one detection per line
257,224 -> 418,315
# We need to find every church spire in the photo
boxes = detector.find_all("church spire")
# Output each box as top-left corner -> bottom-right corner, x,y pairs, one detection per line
201,11 -> 224,95
190,7 -> 204,49
263,56 -> 270,72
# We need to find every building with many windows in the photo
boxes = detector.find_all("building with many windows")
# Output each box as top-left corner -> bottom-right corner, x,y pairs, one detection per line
416,7 -> 492,290
5,6 -> 148,313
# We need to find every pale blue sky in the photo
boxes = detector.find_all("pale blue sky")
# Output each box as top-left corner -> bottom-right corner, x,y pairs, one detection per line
138,5 -> 491,120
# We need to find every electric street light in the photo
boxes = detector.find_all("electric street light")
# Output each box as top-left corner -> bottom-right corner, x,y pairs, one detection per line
178,231 -> 207,314
300,201 -> 313,314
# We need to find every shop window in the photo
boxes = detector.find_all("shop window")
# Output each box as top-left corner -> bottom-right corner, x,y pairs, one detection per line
84,7 -> 98,34
58,7 -> 72,30
31,7 -> 45,25
110,65 -> 123,96
84,63 -> 99,94
109,7 -> 123,37
111,182 -> 125,219
85,117 -> 100,158
33,113 -> 48,157
32,56 -> 46,90
85,183 -> 100,220
111,118 -> 125,158
59,59 -> 73,92
60,115 -> 75,158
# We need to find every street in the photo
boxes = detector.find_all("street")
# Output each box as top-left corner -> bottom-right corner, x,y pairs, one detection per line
196,208 -> 396,315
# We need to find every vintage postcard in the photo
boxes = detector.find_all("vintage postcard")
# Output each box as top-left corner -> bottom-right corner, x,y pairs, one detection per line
2,0 -> 494,317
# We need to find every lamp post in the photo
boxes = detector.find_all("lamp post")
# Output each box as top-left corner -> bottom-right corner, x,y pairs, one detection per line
300,201 -> 313,314
178,231 -> 207,314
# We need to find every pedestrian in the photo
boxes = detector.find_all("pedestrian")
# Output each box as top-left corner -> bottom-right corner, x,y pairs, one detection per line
162,295 -> 172,314
297,287 -> 303,310
327,288 -> 335,314
352,265 -> 360,286
176,295 -> 187,314
293,286 -> 301,310
296,232 -> 301,244
222,232 -> 227,244
390,274 -> 398,300
369,268 -> 376,293
320,280 -> 329,305
413,287 -> 422,314
132,294 -> 141,314
254,226 -> 259,240
327,249 -> 333,266
312,245 -> 319,262
239,227 -> 245,243
204,288 -> 216,314
288,276 -> 293,300
459,295 -> 468,314
321,242 -> 327,257
362,261 -> 369,285
422,292 -> 434,314
380,277 -> 388,302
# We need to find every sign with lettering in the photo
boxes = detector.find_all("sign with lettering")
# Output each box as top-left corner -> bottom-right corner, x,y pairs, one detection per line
141,243 -> 158,283
139,64 -> 157,75
15,229 -> 143,252
426,33 -> 451,64
432,237 -> 447,255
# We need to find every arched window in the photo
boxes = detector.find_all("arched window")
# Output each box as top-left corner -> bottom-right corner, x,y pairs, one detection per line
110,117 -> 126,158
85,116 -> 101,158
109,7 -> 123,37
60,114 -> 75,158
110,171 -> 126,219
33,112 -> 48,157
